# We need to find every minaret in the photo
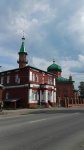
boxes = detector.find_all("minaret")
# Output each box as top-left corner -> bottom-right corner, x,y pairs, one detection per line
17,31 -> 28,68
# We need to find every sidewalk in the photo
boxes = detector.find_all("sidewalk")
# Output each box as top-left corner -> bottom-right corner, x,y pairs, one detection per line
0,108 -> 40,116
0,107 -> 63,117
0,106 -> 83,118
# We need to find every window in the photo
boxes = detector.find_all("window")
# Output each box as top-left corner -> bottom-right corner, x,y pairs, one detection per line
48,78 -> 52,84
48,78 -> 50,84
6,93 -> 9,99
17,78 -> 20,84
30,73 -> 39,82
21,56 -> 24,61
33,74 -> 35,81
32,91 -> 38,101
1,77 -> 4,84
41,91 -> 44,100
15,74 -> 20,84
7,76 -> 10,84
15,74 -> 19,83
42,76 -> 44,84
35,74 -> 38,82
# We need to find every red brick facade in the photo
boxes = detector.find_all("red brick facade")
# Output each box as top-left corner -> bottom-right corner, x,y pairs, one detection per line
0,66 -> 56,108
47,62 -> 78,106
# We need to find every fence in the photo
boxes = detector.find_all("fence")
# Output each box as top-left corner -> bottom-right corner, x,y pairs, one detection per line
57,97 -> 84,107
63,98 -> 84,107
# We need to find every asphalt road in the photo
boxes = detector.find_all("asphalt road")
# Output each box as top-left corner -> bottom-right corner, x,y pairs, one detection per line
0,108 -> 84,150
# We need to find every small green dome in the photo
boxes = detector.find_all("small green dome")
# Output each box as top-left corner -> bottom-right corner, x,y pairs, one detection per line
47,60 -> 62,72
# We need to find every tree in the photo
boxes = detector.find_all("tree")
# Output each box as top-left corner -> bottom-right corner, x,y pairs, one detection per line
78,81 -> 84,98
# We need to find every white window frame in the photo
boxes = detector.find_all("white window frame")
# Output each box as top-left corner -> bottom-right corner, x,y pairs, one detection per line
15,74 -> 19,83
42,76 -> 44,84
48,78 -> 52,84
1,77 -> 4,84
41,91 -> 44,101
7,76 -> 10,84
32,91 -> 38,101
35,74 -> 38,82
6,93 -> 9,100
18,78 -> 20,84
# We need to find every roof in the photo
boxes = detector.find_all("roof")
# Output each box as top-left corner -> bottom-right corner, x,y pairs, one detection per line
20,42 -> 26,53
47,61 -> 62,72
57,76 -> 72,82
0,65 -> 57,77
4,98 -> 20,102
19,34 -> 27,54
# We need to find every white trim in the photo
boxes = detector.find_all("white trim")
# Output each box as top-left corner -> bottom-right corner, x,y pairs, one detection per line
44,90 -> 48,103
4,84 -> 29,89
30,84 -> 40,88
29,89 -> 32,103
31,69 -> 39,72
29,71 -> 32,81
15,70 -> 19,72
47,74 -> 53,76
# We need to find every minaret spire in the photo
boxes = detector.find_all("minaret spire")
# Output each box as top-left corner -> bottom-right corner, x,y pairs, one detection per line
22,30 -> 25,41
17,31 -> 28,68
53,58 -> 55,64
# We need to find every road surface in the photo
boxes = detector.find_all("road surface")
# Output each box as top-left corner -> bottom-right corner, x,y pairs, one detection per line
0,107 -> 84,150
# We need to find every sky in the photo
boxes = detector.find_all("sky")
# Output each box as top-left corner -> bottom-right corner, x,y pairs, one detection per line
0,0 -> 84,89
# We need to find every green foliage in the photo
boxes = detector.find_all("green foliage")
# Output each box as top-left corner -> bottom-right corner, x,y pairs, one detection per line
78,81 -> 84,97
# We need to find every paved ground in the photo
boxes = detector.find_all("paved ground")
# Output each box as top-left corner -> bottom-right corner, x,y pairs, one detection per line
0,106 -> 84,117
0,107 -> 62,117
0,107 -> 84,150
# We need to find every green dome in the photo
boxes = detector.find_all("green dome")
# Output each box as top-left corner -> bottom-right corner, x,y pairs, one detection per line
47,61 -> 62,72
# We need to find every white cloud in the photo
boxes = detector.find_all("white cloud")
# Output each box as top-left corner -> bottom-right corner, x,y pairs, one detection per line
31,57 -> 52,71
0,47 -> 17,60
68,6 -> 84,45
1,0 -> 84,89
78,54 -> 84,64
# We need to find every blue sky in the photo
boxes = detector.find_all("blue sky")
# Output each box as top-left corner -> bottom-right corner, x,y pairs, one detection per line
0,0 -> 84,89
